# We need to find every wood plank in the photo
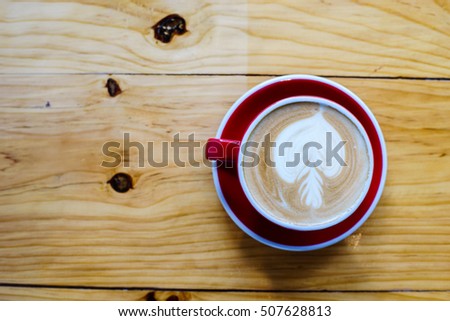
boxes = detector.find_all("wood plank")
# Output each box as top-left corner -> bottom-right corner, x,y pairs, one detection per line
0,287 -> 449,301
0,75 -> 449,291
1,0 -> 449,76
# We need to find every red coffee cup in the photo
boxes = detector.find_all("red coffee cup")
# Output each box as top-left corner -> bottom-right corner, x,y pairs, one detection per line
205,75 -> 387,251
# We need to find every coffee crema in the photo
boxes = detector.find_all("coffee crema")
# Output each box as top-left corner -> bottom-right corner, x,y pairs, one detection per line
242,101 -> 372,228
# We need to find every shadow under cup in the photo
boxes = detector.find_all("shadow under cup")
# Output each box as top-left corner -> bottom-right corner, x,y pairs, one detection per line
205,75 -> 387,251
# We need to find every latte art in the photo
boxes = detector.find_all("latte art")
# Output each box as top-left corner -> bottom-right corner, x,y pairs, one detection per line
273,107 -> 346,210
242,101 -> 372,228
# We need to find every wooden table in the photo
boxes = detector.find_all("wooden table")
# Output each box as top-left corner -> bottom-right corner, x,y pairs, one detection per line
0,0 -> 449,301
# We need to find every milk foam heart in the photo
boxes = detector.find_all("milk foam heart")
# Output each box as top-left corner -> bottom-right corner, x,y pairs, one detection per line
273,106 -> 345,209
242,101 -> 372,227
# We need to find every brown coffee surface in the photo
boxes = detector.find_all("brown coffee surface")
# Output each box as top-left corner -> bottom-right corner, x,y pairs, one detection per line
242,102 -> 371,227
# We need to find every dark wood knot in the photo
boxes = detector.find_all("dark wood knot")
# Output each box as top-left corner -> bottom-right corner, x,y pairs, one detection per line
108,173 -> 133,193
152,14 -> 187,43
106,78 -> 122,97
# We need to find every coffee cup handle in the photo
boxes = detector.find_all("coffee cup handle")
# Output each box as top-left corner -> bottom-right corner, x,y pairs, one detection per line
205,138 -> 241,163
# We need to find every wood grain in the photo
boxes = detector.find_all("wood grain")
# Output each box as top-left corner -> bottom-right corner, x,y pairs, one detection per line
0,0 -> 449,76
1,287 -> 449,301
0,75 -> 449,292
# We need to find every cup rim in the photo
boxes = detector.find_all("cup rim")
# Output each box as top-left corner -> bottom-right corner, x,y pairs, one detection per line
237,96 -> 375,231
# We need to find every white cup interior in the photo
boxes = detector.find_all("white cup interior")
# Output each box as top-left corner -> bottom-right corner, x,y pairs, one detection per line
237,96 -> 374,231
